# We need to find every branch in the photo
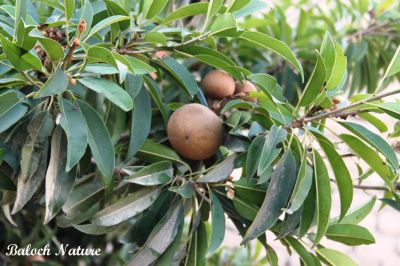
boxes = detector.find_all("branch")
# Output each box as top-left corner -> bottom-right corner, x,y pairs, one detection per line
330,178 -> 400,191
286,89 -> 400,129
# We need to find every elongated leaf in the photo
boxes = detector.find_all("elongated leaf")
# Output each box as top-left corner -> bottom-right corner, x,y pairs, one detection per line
59,98 -> 88,171
246,135 -> 265,178
239,31 -> 304,80
312,150 -> 331,246
185,221 -> 208,266
128,203 -> 184,266
0,91 -> 28,133
84,15 -> 130,40
326,224 -> 375,246
128,87 -> 151,158
310,129 -> 353,219
163,3 -> 209,23
242,151 -> 297,243
36,37 -> 64,61
326,43 -> 347,90
207,192 -> 225,256
44,126 -> 76,224
317,248 -> 357,266
257,126 -> 287,176
205,0 -> 223,26
339,121 -> 398,170
384,44 -> 400,78
146,0 -> 170,19
287,150 -> 313,214
64,0 -> 75,21
284,237 -> 315,266
124,56 -> 156,75
35,67 -> 68,98
125,161 -> 173,186
73,223 -> 116,235
340,134 -> 394,187
332,197 -> 376,225
78,0 -> 93,39
77,100 -> 115,190
159,57 -> 198,96
248,73 -> 285,102
210,13 -> 237,36
320,32 -> 336,81
79,77 -> 133,111
14,0 -> 28,40
93,188 -> 161,226
299,53 -> 326,106
197,155 -> 236,183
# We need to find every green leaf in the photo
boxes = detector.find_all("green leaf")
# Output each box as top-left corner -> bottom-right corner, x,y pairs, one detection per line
14,0 -> 28,40
0,34 -> 43,71
284,237 -> 315,266
128,86 -> 151,159
326,42 -> 347,90
125,161 -> 173,186
128,203 -> 184,266
44,126 -> 76,224
92,188 -> 161,226
210,13 -> 237,36
359,112 -> 388,133
310,129 -> 353,219
78,0 -> 93,39
227,0 -> 251,12
185,222 -> 208,266
58,98 -> 88,171
35,67 -> 68,98
239,31 -> 304,80
340,134 -> 394,188
248,73 -> 285,102
207,191 -> 225,256
143,76 -> 170,124
105,0 -> 129,31
242,151 -> 297,243
246,135 -> 265,179
257,126 -> 287,177
286,150 -> 313,214
326,224 -> 375,246
36,37 -> 65,61
159,56 -> 198,97
124,55 -> 156,75
78,77 -> 133,111
64,0 -> 75,21
299,53 -> 326,106
137,140 -> 190,171
331,197 -> 376,225
146,0 -> 170,19
384,44 -> 400,78
317,248 -> 357,266
77,100 -> 115,190
16,19 -> 36,50
320,32 -> 336,82
372,102 -> 400,120
312,150 -> 332,246
144,32 -> 167,46
339,121 -> 398,170
73,224 -> 116,235
197,155 -> 236,183
163,3 -> 209,24
0,91 -> 28,134
205,0 -> 223,26
84,15 -> 130,40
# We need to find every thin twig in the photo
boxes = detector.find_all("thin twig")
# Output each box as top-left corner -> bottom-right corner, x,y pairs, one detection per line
330,178 -> 399,191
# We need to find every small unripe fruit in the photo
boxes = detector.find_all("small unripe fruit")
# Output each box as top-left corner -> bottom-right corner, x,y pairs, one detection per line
235,80 -> 258,102
69,78 -> 77,86
154,50 -> 170,59
202,70 -> 235,100
72,38 -> 80,47
78,19 -> 87,34
167,103 -> 224,160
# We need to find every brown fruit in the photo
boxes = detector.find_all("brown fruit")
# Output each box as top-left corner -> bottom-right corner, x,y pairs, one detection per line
167,103 -> 224,160
235,80 -> 258,102
202,70 -> 235,100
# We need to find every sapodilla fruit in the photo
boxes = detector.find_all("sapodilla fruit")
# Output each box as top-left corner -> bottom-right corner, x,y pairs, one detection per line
167,103 -> 224,160
202,70 -> 235,100
235,80 -> 258,102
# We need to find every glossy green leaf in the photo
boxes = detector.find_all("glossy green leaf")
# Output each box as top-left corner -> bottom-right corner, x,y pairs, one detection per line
210,13 -> 237,36
128,203 -> 184,266
73,224 -> 116,235
312,150 -> 331,246
326,224 -> 375,246
125,161 -> 173,186
207,191 -> 225,256
144,32 -> 167,46
145,0 -> 169,19
77,100 -> 115,190
197,155 -> 236,183
35,67 -> 68,98
320,32 -> 336,81
128,87 -> 151,158
339,121 -> 398,170
143,77 -> 169,124
79,77 -> 133,111
317,248 -> 357,266
58,98 -> 88,171
340,134 -> 394,188
359,112 -> 388,132
248,73 -> 285,102
36,37 -> 64,61
299,53 -> 326,106
335,197 -> 376,225
64,0 -> 75,21
242,151 -> 297,243
0,91 -> 28,134
84,15 -> 130,40
239,31 -> 304,80
284,237 -> 315,266
384,44 -> 400,78
14,0 -> 28,40
185,221 -> 208,266
205,0 -> 223,27
326,43 -> 347,90
44,126 -> 76,224
246,135 -> 265,179
124,56 -> 156,75
163,3 -> 209,23
78,0 -> 93,39
93,188 -> 161,226
310,129 -> 353,219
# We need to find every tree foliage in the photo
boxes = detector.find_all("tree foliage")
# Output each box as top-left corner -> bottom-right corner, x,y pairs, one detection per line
1,0 -> 400,265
